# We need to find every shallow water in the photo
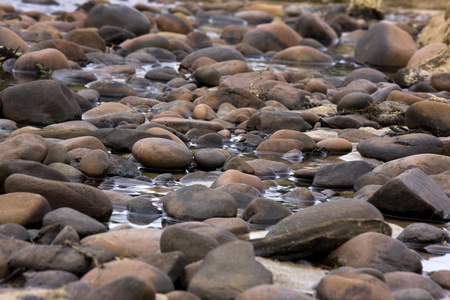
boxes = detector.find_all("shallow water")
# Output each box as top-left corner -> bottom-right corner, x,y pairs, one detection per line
2,0 -> 450,274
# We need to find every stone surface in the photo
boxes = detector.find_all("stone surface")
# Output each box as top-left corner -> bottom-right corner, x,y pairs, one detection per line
5,174 -> 113,222
162,184 -> 237,221
188,240 -> 273,299
367,168 -> 450,222
324,232 -> 423,273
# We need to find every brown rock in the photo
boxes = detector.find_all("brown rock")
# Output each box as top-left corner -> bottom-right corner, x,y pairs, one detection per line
242,23 -> 300,52
5,174 -> 112,222
271,46 -> 333,65
385,271 -> 447,299
14,49 -> 70,74
324,232 -> 423,273
0,192 -> 50,226
81,228 -> 161,257
81,259 -> 174,293
212,170 -> 264,192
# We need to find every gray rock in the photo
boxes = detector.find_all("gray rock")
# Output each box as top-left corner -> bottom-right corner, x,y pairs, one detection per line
8,244 -> 115,275
312,161 -> 373,189
357,133 -> 444,162
253,199 -> 389,259
162,184 -> 237,221
397,223 -> 449,246
5,173 -> 113,222
85,275 -> 155,300
241,198 -> 292,226
42,207 -> 108,238
188,240 -> 273,300
368,168 -> 450,221
24,270 -> 78,289
385,271 -> 447,299
324,232 -> 423,273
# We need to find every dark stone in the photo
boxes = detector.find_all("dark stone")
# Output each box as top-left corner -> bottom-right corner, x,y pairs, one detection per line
367,168 -> 450,222
357,133 -> 444,162
42,207 -> 108,238
8,244 -> 115,275
188,240 -> 273,300
312,161 -> 373,189
241,198 -> 292,226
85,275 -> 155,300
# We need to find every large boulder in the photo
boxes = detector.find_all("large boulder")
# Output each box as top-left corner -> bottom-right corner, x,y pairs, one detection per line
367,168 -> 450,222
84,4 -> 151,36
162,184 -> 237,221
252,199 -> 389,259
4,174 -> 113,222
1,80 -> 82,126
355,21 -> 417,68
405,101 -> 450,137
357,133 -> 444,161
188,240 -> 273,299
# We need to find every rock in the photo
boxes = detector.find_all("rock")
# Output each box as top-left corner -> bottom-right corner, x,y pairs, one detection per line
151,117 -> 224,134
391,288 -> 433,300
355,21 -> 417,68
214,183 -> 262,209
312,161 -> 372,189
4,174 -> 113,222
431,72 -> 450,91
405,101 -> 450,137
0,27 -> 29,53
81,259 -> 174,293
344,67 -> 389,83
246,111 -> 312,133
188,240 -> 273,300
65,28 -> 106,52
1,80 -> 82,126
196,133 -> 224,149
357,133 -> 444,162
156,13 -> 192,34
31,39 -> 88,62
92,128 -> 162,152
13,48 -> 70,74
204,217 -> 250,236
430,270 -> 450,290
0,192 -> 50,226
24,270 -> 78,289
137,251 -> 186,282
85,276 -> 156,300
86,80 -> 138,101
132,138 -> 193,171
246,159 -> 290,179
367,168 -> 450,222
260,81 -> 310,110
324,232 -> 422,273
98,25 -> 136,45
160,225 -> 219,264
241,197 -> 292,226
397,223 -> 449,246
194,148 -> 226,170
162,184 -> 237,221
337,92 -> 373,111
79,149 -> 109,178
166,291 -> 202,300
84,4 -> 151,36
271,46 -> 333,65
316,137 -> 353,153
316,272 -> 394,300
81,228 -> 161,257
354,172 -> 390,191
212,170 -> 264,192
407,43 -> 447,67
236,284 -> 314,300
384,271 -> 447,299
256,138 -> 306,154
8,244 -> 115,275
0,223 -> 30,241
185,31 -> 212,50
42,207 -> 108,238
253,199 -> 389,259
0,159 -> 70,192
180,46 -> 245,69
241,23 -> 301,52
294,12 -> 338,45
195,87 -> 266,111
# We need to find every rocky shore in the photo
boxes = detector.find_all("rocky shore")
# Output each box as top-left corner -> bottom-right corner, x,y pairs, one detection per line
0,0 -> 450,299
